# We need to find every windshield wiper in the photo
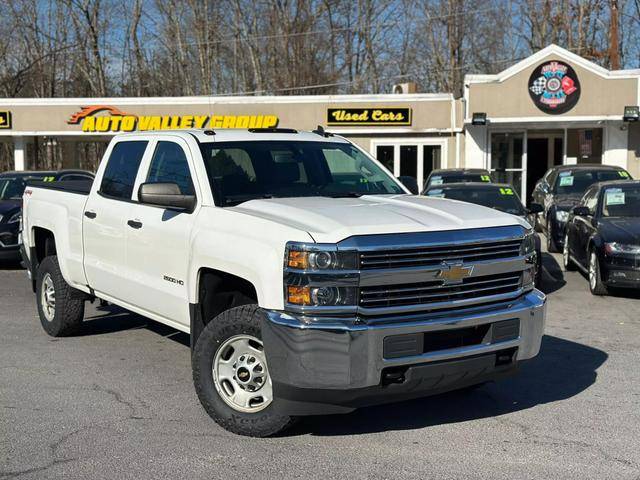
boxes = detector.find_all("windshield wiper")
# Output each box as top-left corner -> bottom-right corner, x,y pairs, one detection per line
223,193 -> 275,206
325,192 -> 364,198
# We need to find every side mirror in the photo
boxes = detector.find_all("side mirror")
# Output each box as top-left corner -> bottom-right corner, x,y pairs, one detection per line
528,202 -> 544,214
397,176 -> 419,195
138,182 -> 196,211
572,206 -> 591,217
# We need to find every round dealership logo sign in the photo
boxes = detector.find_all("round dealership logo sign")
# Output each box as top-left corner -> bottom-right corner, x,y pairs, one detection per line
528,60 -> 580,114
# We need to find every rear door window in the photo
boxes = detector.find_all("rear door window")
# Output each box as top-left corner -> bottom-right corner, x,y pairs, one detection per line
100,141 -> 148,199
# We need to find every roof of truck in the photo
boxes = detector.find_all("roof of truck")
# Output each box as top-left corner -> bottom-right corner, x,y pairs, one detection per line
116,128 -> 351,144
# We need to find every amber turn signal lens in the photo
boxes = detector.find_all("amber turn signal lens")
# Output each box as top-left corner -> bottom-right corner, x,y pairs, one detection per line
287,250 -> 309,269
287,285 -> 311,305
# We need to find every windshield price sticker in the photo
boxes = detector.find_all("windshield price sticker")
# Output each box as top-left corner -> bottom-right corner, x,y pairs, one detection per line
427,189 -> 445,197
559,176 -> 574,186
618,171 -> 630,178
559,171 -> 572,177
605,189 -> 626,205
431,176 -> 443,185
499,187 -> 514,195
481,175 -> 491,182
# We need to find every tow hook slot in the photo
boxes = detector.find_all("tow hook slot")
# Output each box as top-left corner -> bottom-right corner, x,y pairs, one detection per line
495,348 -> 518,367
382,367 -> 407,385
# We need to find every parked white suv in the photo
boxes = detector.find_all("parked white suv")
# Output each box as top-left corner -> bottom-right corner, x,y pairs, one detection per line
21,128 -> 545,436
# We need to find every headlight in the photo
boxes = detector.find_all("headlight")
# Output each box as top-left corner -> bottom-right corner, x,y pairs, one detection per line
604,243 -> 640,255
521,266 -> 535,292
285,243 -> 358,271
555,210 -> 570,222
7,212 -> 21,224
520,231 -> 536,256
286,285 -> 357,306
284,242 -> 359,310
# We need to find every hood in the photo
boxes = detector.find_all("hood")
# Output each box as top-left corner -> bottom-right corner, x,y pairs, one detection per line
553,193 -> 584,210
599,217 -> 640,244
0,200 -> 20,218
231,195 -> 528,243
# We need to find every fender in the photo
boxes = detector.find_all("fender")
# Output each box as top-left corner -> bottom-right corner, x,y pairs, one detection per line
186,206 -> 314,311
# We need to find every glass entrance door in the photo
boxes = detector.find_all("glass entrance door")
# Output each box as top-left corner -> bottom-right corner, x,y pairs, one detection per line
490,132 -> 526,198
374,142 -> 443,191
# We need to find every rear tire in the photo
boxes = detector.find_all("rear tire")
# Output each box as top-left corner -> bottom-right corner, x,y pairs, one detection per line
192,304 -> 296,437
36,256 -> 85,336
563,234 -> 577,271
588,249 -> 608,296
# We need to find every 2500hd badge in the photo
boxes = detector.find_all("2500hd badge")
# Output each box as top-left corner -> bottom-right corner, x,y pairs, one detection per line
20,128 -> 545,437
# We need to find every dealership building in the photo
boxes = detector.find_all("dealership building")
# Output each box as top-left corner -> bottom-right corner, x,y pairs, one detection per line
1,44 -> 639,201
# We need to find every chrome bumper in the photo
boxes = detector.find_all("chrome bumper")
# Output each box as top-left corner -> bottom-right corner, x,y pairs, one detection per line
262,290 -> 545,413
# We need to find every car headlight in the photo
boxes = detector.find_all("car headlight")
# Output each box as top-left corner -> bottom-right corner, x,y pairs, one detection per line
284,242 -> 359,310
285,243 -> 358,271
555,210 -> 570,222
520,231 -> 536,256
7,212 -> 21,224
604,243 -> 640,255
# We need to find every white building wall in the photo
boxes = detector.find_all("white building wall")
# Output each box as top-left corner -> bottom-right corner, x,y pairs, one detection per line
603,122 -> 630,169
463,125 -> 487,168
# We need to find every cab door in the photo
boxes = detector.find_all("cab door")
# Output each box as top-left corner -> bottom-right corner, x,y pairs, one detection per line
121,137 -> 201,328
83,140 -> 150,300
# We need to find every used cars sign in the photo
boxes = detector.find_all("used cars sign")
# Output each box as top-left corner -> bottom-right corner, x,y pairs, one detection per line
327,107 -> 411,126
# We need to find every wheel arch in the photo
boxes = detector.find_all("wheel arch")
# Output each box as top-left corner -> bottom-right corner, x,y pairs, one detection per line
189,267 -> 260,351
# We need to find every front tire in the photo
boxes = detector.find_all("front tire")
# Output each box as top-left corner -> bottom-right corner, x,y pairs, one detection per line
192,305 -> 295,437
36,256 -> 85,336
588,249 -> 608,296
563,234 -> 577,271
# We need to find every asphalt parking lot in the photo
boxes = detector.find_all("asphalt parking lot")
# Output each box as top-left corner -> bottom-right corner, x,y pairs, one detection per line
1,247 -> 639,480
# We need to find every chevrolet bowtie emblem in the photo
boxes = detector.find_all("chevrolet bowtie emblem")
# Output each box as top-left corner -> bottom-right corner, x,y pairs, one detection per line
436,262 -> 474,285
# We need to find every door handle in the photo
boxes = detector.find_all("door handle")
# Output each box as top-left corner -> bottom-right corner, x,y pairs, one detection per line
127,219 -> 143,229
84,211 -> 97,219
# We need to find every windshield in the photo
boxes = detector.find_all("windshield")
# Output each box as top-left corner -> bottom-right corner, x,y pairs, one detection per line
553,169 -> 631,195
0,176 -> 50,200
199,141 -> 404,206
0,178 -> 27,200
426,186 -> 526,215
427,173 -> 490,188
601,185 -> 640,217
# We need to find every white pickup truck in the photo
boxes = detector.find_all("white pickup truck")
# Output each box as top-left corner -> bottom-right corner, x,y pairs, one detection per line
21,128 -> 545,436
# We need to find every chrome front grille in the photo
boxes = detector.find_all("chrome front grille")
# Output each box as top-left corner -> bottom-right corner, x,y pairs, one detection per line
359,272 -> 522,309
359,239 -> 522,270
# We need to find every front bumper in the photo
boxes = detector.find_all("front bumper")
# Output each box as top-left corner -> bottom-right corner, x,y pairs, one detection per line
602,255 -> 640,287
0,224 -> 20,260
262,290 -> 546,415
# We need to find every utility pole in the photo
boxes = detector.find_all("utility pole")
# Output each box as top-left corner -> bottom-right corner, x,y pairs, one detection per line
609,0 -> 621,70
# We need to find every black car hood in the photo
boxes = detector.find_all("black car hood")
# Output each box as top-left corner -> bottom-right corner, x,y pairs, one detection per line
553,193 -> 584,209
599,217 -> 640,244
0,200 -> 20,216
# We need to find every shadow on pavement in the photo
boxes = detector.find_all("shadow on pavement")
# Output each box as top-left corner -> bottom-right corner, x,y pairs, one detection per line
78,304 -> 190,347
0,259 -> 24,271
73,303 -> 607,437
538,252 -> 566,295
290,335 -> 607,436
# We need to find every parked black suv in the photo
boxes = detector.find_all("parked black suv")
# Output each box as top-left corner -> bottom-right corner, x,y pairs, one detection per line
0,169 -> 94,260
530,164 -> 632,252
422,168 -> 492,193
563,180 -> 640,295
424,182 -> 544,286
